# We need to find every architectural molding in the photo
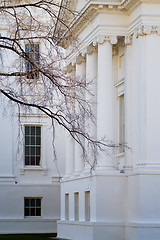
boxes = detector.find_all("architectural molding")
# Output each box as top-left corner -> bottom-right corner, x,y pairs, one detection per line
58,0 -> 140,48
93,35 -> 105,46
76,55 -> 86,65
93,35 -> 118,46
135,25 -> 160,38
118,0 -> 139,10
0,176 -> 15,183
81,45 -> 96,57
125,34 -> 133,45
19,167 -> 48,176
109,36 -> 118,45
66,63 -> 76,72
59,6 -> 97,48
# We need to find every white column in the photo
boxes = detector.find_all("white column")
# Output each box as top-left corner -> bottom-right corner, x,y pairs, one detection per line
132,31 -> 160,170
85,46 -> 97,171
96,38 -> 116,170
74,57 -> 86,175
65,133 -> 74,176
124,36 -> 133,170
65,65 -> 75,177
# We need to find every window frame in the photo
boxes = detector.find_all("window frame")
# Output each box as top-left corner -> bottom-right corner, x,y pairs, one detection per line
74,192 -> 79,221
24,197 -> 42,217
119,93 -> 125,153
24,125 -> 41,166
85,191 -> 90,221
65,193 -> 69,220
25,43 -> 40,79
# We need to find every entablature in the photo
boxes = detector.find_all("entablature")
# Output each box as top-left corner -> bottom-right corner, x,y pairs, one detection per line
59,0 -> 160,49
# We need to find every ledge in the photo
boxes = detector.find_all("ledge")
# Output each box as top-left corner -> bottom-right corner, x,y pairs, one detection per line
58,220 -> 160,228
0,218 -> 58,222
0,175 -> 15,183
20,167 -> 47,175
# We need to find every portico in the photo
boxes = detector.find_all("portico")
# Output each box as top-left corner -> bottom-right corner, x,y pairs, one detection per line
58,1 -> 160,239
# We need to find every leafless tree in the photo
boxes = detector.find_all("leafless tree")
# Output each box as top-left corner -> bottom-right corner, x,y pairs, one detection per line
0,0 -> 121,170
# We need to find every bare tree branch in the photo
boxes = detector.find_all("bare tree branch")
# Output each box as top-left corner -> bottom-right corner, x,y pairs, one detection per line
0,0 -> 125,171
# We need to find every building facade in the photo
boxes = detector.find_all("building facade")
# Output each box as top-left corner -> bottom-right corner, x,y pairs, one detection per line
0,1 -> 65,233
57,1 -> 160,240
1,0 -> 160,239
0,106 -> 65,233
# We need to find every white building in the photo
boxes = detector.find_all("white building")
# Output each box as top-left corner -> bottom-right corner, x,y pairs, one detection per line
57,1 -> 160,240
1,0 -> 160,239
0,106 -> 65,233
0,1 -> 65,234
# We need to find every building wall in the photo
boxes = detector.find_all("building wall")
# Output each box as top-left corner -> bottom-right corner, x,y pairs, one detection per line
0,94 -> 65,233
0,0 -> 67,233
58,1 -> 160,240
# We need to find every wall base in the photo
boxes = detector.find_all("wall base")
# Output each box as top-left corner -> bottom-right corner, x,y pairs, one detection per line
0,219 -> 57,234
57,220 -> 124,240
58,220 -> 160,240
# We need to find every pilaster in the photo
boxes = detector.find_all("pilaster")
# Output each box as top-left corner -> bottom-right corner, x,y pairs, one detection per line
133,28 -> 160,171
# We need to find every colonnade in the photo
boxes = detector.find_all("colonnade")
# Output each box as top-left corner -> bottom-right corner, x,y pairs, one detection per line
65,36 -> 131,176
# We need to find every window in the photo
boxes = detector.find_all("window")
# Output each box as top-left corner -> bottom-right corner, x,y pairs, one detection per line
24,198 -> 42,217
25,126 -> 41,166
119,94 -> 125,152
25,43 -> 39,79
65,193 -> 69,220
85,191 -> 90,221
74,192 -> 79,221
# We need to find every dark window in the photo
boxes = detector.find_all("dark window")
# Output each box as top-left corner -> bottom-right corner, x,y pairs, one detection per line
25,44 -> 39,79
25,126 -> 41,166
24,198 -> 42,217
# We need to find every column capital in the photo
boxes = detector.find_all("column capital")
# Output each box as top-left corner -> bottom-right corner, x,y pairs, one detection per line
81,45 -> 96,57
93,35 -> 105,46
135,25 -> 160,38
76,55 -> 85,65
125,34 -> 132,45
93,35 -> 118,46
135,25 -> 152,38
108,36 -> 118,45
66,63 -> 75,73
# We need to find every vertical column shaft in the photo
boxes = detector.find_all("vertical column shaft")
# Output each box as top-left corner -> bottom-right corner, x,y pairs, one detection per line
65,133 -> 75,176
97,40 -> 115,169
74,60 -> 86,174
124,42 -> 133,169
65,67 -> 76,176
85,49 -> 97,170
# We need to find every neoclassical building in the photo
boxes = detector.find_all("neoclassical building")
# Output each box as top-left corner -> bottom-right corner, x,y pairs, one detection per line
0,1 -> 66,234
57,1 -> 160,240
1,0 -> 160,239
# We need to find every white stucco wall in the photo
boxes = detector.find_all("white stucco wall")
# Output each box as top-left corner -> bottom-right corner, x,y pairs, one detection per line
58,1 -> 160,240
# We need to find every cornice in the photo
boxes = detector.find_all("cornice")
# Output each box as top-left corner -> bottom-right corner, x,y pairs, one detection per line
65,21 -> 160,67
59,0 -> 139,48
59,0 -> 160,48
118,0 -> 138,10
63,0 -> 139,11
59,6 -> 98,49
